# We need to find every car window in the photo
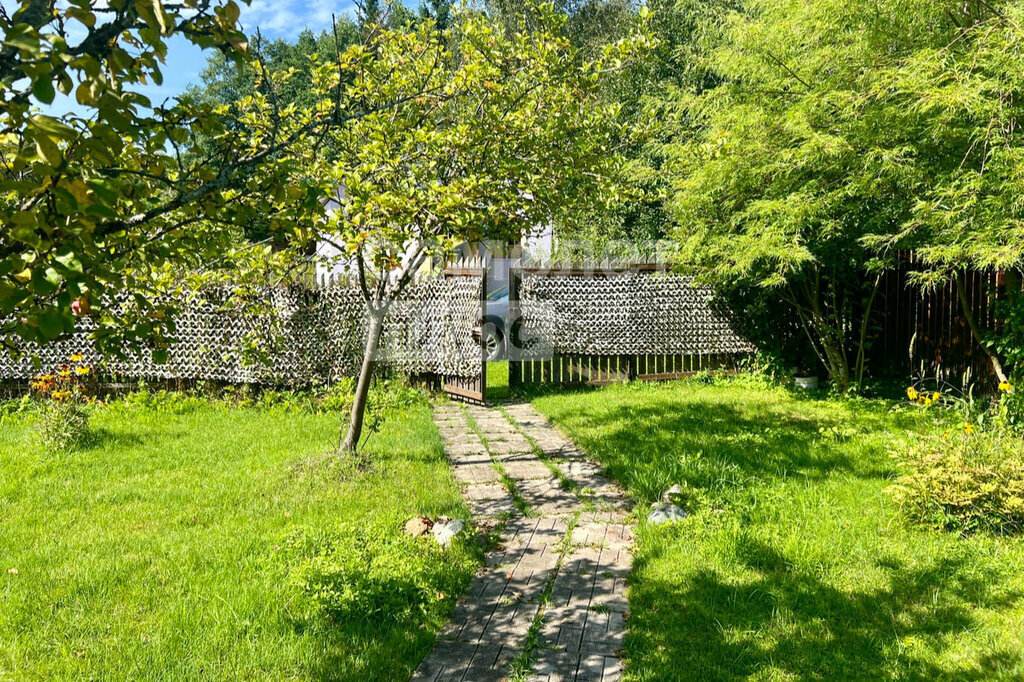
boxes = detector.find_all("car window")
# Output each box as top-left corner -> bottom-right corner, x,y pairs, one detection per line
487,286 -> 509,302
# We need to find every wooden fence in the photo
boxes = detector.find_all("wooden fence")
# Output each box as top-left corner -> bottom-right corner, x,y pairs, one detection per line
505,255 -> 1016,394
868,254 -> 1011,388
511,352 -> 741,387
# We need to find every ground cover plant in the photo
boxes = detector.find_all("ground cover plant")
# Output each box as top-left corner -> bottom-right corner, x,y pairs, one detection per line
529,376 -> 1024,680
0,387 -> 476,680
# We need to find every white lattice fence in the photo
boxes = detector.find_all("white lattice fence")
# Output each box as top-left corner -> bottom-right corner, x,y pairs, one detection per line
517,270 -> 752,356
510,266 -> 753,385
0,275 -> 484,384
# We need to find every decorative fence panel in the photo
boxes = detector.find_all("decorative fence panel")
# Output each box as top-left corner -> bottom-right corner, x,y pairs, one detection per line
0,270 -> 485,391
509,263 -> 753,387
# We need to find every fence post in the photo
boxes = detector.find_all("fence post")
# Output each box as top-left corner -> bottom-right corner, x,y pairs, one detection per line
508,264 -> 522,388
480,268 -> 488,402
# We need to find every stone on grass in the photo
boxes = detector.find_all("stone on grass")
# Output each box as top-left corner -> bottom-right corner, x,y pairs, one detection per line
662,484 -> 686,504
404,516 -> 434,537
432,518 -> 466,547
648,503 -> 687,525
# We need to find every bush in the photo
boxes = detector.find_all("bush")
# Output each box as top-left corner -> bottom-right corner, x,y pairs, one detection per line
37,399 -> 90,452
284,523 -> 474,624
0,396 -> 33,424
31,356 -> 94,452
888,431 -> 1024,535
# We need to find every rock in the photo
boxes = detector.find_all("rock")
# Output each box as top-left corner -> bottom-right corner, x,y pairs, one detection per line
648,503 -> 687,525
404,516 -> 434,537
662,484 -> 685,504
432,518 -> 466,547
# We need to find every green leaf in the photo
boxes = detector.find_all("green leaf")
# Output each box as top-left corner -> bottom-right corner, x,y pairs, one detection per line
3,29 -> 37,52
38,308 -> 66,340
32,77 -> 55,104
29,115 -> 77,139
34,136 -> 61,166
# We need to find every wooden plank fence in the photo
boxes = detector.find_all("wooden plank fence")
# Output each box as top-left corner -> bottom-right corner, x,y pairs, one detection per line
512,352 -> 739,387
868,253 -> 1014,388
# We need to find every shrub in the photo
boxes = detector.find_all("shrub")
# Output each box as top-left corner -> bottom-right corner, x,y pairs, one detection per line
0,396 -> 33,424
283,523 -> 473,624
888,431 -> 1024,535
31,356 -> 94,452
36,399 -> 90,452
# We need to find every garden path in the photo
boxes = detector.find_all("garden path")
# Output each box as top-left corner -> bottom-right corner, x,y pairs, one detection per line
413,402 -> 633,682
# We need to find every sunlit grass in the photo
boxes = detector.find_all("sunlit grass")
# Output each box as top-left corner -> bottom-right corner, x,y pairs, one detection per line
487,360 -> 510,402
0,398 -> 472,681
531,377 -> 1024,681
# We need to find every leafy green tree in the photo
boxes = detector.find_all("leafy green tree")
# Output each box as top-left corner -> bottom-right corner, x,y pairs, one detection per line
271,5 -> 650,450
189,26 -> 361,113
663,0 -> 1024,391
2,0 -> 254,355
0,0 -> 432,359
185,24 -> 361,244
419,0 -> 456,30
484,0 -> 634,57
864,2 -> 1024,384
554,0 -> 738,257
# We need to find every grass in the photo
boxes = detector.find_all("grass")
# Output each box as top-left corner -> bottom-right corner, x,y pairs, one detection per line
487,360 -> 510,402
0,396 -> 475,681
529,376 -> 1024,681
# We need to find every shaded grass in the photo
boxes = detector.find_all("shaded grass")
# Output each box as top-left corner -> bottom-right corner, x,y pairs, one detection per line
530,377 -> 1024,681
0,399 -> 473,681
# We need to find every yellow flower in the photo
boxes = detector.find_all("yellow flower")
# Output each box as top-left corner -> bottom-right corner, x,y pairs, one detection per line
923,397 -> 933,407
999,381 -> 1012,392
943,430 -> 951,439
963,423 -> 976,435
74,366 -> 90,376
932,392 -> 941,402
51,390 -> 71,401
906,387 -> 918,401
58,369 -> 71,378
70,353 -> 84,363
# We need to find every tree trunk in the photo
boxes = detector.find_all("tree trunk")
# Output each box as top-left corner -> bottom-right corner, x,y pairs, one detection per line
954,271 -> 1008,384
818,330 -> 851,394
808,271 -> 851,394
855,273 -> 883,389
339,310 -> 385,453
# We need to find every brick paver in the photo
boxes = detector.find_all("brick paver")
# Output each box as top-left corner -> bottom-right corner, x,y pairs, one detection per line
413,402 -> 633,682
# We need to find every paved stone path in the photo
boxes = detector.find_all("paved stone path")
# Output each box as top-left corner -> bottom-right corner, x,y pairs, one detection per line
414,402 -> 634,682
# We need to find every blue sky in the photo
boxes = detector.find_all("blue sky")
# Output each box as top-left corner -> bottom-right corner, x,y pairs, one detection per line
145,0 -> 363,104
18,0 -> 415,116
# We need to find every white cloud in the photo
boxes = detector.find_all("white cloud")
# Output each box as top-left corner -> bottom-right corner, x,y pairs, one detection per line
240,0 -> 360,39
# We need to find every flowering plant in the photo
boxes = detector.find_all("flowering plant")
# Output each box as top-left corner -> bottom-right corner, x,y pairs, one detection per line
906,386 -> 943,408
31,355 -> 94,451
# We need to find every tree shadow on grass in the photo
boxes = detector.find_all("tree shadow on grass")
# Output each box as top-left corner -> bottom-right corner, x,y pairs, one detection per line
79,427 -> 145,451
554,395 -> 894,502
300,620 -> 440,682
628,534 -> 1024,681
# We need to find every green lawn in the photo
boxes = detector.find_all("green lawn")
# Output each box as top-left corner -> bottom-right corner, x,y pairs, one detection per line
0,397 -> 473,681
530,377 -> 1024,681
